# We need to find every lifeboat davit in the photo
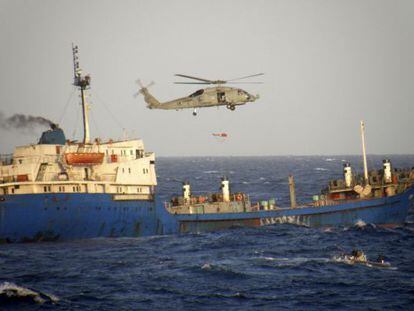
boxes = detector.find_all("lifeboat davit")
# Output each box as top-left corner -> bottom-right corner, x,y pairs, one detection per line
64,153 -> 104,165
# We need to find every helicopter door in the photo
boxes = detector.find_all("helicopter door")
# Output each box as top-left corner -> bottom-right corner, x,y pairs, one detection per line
217,92 -> 226,103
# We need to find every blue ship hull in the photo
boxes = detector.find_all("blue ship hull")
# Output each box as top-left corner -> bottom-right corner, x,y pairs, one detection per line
176,186 -> 414,231
0,186 -> 413,242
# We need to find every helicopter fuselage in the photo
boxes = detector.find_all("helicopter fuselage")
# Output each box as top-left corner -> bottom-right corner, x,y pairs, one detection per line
142,86 -> 258,111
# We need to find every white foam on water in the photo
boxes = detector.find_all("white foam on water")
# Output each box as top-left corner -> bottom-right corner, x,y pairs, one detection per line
354,219 -> 367,228
314,167 -> 328,171
331,255 -> 354,265
259,256 -> 330,266
354,219 -> 376,229
262,256 -> 280,261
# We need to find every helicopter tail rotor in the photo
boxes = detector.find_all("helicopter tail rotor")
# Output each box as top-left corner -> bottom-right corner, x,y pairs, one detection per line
134,79 -> 161,108
134,79 -> 155,98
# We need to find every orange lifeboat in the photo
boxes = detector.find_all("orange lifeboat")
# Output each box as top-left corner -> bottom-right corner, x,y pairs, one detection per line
65,153 -> 104,165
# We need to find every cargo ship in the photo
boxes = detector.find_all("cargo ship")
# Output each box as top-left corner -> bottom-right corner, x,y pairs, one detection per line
164,158 -> 414,231
0,46 -> 413,242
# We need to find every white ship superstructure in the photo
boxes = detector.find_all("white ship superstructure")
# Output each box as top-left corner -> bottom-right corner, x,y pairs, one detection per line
0,44 -> 157,200
0,138 -> 156,199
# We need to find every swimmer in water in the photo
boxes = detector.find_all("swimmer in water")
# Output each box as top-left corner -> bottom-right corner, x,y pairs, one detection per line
376,255 -> 385,264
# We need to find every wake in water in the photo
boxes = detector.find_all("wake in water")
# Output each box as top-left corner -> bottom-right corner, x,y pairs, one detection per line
203,170 -> 219,174
331,256 -> 395,269
257,256 -> 331,268
257,254 -> 395,270
0,282 -> 59,305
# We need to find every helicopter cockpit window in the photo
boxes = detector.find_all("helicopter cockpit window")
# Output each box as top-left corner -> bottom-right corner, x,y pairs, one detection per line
189,89 -> 204,97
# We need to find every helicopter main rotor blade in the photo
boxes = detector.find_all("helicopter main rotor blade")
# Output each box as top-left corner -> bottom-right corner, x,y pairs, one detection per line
227,73 -> 264,82
175,74 -> 214,83
174,82 -> 211,84
226,82 -> 263,84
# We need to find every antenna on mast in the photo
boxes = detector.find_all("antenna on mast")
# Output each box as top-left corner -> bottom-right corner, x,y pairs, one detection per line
72,43 -> 91,144
72,44 -> 79,84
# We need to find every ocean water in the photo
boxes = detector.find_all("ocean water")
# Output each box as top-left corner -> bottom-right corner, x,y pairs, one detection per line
1,156 -> 414,310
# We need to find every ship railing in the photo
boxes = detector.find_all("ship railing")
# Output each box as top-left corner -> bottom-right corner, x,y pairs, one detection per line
105,154 -> 141,163
103,151 -> 154,164
311,194 -> 387,208
165,193 -> 256,215
0,154 -> 13,165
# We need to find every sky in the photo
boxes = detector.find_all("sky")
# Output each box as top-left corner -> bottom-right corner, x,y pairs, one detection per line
0,0 -> 413,156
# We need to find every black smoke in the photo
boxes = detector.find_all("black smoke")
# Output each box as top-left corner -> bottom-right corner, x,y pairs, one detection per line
0,112 -> 56,130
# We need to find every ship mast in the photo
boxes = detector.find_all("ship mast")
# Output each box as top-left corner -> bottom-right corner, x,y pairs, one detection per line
360,120 -> 369,185
72,44 -> 91,144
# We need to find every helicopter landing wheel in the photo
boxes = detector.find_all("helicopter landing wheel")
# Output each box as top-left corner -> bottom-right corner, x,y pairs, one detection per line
226,104 -> 236,110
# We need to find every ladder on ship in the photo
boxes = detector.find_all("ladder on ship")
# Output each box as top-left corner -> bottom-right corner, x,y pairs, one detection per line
36,163 -> 48,181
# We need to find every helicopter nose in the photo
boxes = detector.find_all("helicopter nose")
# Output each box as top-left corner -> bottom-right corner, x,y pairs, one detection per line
248,94 -> 256,101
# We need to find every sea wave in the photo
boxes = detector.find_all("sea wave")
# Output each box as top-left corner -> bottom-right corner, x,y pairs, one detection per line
0,282 -> 59,305
200,262 -> 248,278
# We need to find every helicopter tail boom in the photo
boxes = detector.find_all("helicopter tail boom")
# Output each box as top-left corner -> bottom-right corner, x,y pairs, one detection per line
139,87 -> 161,109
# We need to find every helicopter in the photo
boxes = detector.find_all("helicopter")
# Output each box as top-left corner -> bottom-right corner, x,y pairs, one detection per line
137,73 -> 263,116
